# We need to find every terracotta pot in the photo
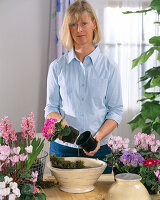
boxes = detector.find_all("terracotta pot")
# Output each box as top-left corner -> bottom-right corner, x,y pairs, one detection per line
106,173 -> 151,200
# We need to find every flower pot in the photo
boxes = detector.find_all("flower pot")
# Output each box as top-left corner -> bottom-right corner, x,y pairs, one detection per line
106,173 -> 151,200
47,157 -> 107,193
62,126 -> 79,144
76,131 -> 97,152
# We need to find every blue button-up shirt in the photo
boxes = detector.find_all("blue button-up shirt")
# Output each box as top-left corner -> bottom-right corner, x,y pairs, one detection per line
45,46 -> 123,148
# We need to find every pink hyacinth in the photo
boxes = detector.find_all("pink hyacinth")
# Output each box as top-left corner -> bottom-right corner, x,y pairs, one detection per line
0,116 -> 17,144
42,118 -> 57,140
21,112 -> 36,140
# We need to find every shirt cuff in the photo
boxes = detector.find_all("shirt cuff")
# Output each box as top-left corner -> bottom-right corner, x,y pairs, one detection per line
105,112 -> 122,125
44,105 -> 60,119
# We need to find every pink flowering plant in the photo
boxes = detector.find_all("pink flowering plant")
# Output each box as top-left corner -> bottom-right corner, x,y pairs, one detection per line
105,132 -> 160,194
0,113 -> 46,200
42,118 -> 71,142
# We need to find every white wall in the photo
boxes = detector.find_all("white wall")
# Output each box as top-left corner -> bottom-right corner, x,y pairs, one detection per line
0,0 -> 50,132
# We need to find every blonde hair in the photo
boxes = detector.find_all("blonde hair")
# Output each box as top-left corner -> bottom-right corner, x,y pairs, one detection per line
60,0 -> 101,50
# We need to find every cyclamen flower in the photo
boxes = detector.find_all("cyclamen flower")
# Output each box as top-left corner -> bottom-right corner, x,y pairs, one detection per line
0,176 -> 21,199
42,118 -> 57,140
107,136 -> 130,153
25,145 -> 33,154
10,155 -> 19,164
19,153 -> 27,161
143,158 -> 160,167
21,112 -> 36,140
154,170 -> 160,181
30,171 -> 38,183
12,147 -> 20,155
134,132 -> 160,152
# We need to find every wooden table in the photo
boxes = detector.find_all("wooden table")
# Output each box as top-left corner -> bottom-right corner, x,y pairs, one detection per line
43,175 -> 160,200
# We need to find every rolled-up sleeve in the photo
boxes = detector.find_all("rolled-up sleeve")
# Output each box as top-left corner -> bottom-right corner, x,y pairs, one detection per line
44,61 -> 60,118
105,63 -> 123,125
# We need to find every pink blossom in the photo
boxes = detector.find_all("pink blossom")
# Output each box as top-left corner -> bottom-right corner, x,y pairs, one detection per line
151,145 -> 159,153
30,171 -> 38,183
0,146 -> 11,160
0,117 -> 17,144
130,148 -> 137,153
154,170 -> 160,181
42,118 -> 57,140
12,147 -> 20,155
19,153 -> 27,161
21,112 -> 36,140
0,163 -> 4,171
25,145 -> 33,154
156,140 -> 160,146
10,155 -> 19,163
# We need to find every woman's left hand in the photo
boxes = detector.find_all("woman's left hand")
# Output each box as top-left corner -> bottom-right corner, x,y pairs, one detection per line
83,135 -> 101,156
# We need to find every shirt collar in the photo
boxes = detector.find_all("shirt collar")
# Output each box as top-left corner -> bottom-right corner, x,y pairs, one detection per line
67,45 -> 100,65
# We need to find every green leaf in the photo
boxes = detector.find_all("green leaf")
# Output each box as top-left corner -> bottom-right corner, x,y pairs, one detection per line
132,47 -> 154,69
157,51 -> 160,62
150,0 -> 160,14
151,76 -> 160,87
20,173 -> 32,179
25,138 -> 45,169
149,36 -> 160,46
152,117 -> 160,135
123,8 -> 152,14
142,123 -> 152,134
21,183 -> 34,195
143,92 -> 160,100
128,114 -> 146,131
61,125 -> 71,136
34,193 -> 47,200
141,101 -> 160,120
143,79 -> 152,89
140,66 -> 160,81
154,21 -> 160,24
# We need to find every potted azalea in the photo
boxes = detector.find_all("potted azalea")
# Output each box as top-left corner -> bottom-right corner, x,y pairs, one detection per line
0,113 -> 46,200
105,133 -> 160,194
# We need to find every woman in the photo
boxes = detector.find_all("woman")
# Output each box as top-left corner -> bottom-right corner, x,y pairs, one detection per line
45,0 -> 123,173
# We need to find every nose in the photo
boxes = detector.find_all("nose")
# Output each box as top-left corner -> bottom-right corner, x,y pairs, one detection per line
77,24 -> 82,32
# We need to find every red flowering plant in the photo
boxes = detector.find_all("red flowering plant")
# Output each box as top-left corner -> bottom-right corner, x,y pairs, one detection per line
0,113 -> 46,200
140,158 -> 160,194
105,132 -> 160,194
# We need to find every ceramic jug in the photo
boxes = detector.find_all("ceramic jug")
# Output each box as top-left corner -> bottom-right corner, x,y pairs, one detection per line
106,173 -> 151,200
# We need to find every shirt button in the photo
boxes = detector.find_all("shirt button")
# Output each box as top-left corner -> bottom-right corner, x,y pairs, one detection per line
82,84 -> 84,87
82,97 -> 84,101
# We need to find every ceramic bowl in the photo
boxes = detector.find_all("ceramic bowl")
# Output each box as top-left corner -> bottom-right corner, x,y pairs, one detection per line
47,157 -> 107,193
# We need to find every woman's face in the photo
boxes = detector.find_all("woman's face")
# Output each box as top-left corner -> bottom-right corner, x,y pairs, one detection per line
69,11 -> 96,48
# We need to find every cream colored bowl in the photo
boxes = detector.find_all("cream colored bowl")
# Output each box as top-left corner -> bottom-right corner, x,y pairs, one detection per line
47,157 -> 107,193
